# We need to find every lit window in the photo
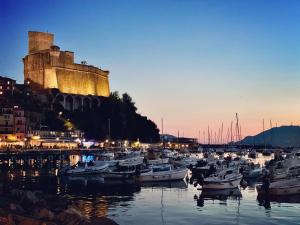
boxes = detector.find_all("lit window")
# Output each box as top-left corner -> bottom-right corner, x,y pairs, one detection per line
7,87 -> 10,90
7,81 -> 10,85
0,91 -> 2,95
0,86 -> 2,89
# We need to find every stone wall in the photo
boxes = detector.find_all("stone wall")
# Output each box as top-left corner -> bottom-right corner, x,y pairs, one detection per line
28,31 -> 54,54
23,31 -> 110,97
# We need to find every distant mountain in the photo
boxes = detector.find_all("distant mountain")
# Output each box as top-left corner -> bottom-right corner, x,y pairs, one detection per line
239,126 -> 300,148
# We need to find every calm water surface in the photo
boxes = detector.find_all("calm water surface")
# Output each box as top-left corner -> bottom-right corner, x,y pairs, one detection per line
1,153 -> 300,225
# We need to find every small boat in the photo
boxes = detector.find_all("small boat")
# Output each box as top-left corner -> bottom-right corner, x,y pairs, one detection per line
118,156 -> 144,167
257,177 -> 300,196
202,168 -> 243,190
191,160 -> 216,177
96,155 -> 144,167
64,161 -> 109,176
171,156 -> 198,167
139,164 -> 188,182
147,158 -> 169,165
269,156 -> 300,180
101,169 -> 137,180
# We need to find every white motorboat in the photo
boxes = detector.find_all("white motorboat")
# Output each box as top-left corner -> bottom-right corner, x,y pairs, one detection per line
118,156 -> 144,167
202,168 -> 243,190
257,177 -> 300,196
96,156 -> 144,167
269,156 -> 300,180
65,161 -> 109,176
139,164 -> 188,182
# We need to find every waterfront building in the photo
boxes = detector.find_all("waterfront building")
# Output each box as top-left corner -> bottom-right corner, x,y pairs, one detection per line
26,129 -> 83,149
23,31 -> 110,111
161,134 -> 198,149
0,76 -> 16,97
0,106 -> 26,147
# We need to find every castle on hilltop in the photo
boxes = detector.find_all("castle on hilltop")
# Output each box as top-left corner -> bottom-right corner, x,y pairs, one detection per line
23,31 -> 110,98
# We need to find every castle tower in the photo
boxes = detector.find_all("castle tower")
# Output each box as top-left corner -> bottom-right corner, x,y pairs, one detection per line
28,31 -> 54,54
23,31 -> 110,97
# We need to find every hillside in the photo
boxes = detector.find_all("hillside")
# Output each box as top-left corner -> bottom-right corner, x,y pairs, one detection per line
239,126 -> 300,148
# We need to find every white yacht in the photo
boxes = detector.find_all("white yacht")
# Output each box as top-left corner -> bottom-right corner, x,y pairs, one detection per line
202,168 -> 243,190
65,161 -> 109,176
139,164 -> 188,182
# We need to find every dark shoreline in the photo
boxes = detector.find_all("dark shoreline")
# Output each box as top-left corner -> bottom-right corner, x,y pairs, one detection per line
0,184 -> 119,225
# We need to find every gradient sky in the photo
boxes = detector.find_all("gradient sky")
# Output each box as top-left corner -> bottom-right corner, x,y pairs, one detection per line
0,0 -> 300,141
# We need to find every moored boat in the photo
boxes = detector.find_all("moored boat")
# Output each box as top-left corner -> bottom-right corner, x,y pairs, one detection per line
64,161 -> 109,176
202,168 -> 243,190
139,164 -> 188,182
257,177 -> 300,196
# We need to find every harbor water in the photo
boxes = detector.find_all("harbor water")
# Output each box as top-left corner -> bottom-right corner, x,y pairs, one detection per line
1,153 -> 300,225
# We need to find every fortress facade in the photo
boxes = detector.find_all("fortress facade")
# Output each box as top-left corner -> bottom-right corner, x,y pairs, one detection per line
23,31 -> 110,97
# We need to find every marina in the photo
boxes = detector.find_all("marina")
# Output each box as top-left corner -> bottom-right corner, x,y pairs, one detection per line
1,1 -> 300,224
1,149 -> 300,225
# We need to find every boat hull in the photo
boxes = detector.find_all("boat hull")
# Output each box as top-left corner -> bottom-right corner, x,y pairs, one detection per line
101,171 -> 137,180
139,168 -> 188,182
202,176 -> 242,190
257,178 -> 300,196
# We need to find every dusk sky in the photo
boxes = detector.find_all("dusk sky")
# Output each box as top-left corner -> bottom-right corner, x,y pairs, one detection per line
1,0 -> 300,141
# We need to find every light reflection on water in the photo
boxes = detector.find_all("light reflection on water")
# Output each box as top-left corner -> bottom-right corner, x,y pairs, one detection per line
0,154 -> 299,225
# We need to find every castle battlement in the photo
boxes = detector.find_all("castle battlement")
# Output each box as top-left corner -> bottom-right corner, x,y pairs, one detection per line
23,31 -> 110,97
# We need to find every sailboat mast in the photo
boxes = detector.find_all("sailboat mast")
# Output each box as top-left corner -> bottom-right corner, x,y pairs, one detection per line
221,122 -> 223,144
235,113 -> 240,142
230,121 -> 233,143
208,126 -> 210,145
263,119 -> 266,149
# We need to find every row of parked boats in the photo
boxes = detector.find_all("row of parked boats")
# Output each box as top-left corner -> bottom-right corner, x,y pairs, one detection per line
59,148 -> 300,196
60,150 -> 189,183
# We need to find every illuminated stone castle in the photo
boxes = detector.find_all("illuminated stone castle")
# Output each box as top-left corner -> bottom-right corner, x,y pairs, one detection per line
23,31 -> 110,97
